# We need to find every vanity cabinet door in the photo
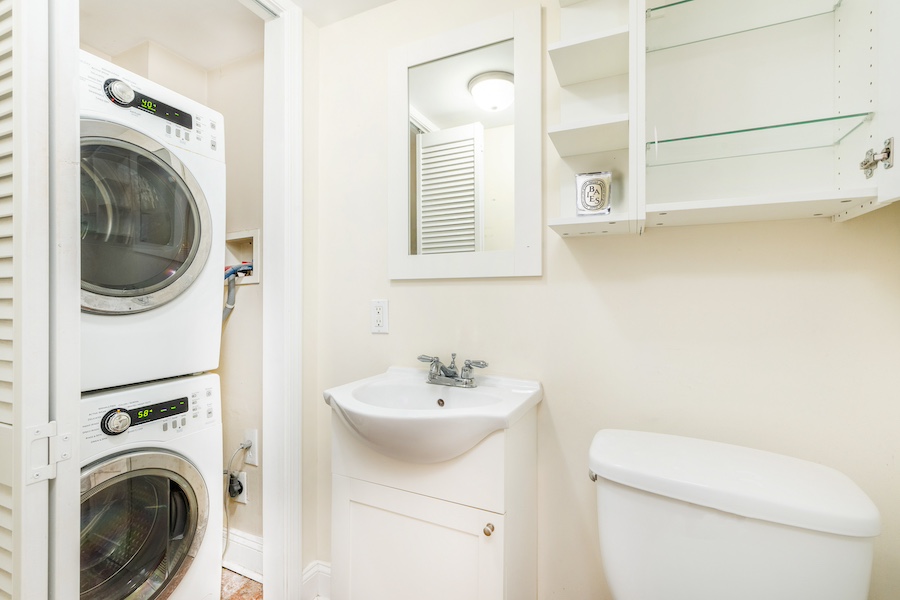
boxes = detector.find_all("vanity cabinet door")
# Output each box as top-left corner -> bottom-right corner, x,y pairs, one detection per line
332,475 -> 505,600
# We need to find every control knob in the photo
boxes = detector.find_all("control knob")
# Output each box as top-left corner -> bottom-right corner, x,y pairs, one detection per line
100,409 -> 132,435
104,79 -> 135,106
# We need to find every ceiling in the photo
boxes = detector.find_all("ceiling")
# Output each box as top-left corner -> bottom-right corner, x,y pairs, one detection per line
409,40 -> 515,131
80,0 -> 394,71
290,0 -> 394,26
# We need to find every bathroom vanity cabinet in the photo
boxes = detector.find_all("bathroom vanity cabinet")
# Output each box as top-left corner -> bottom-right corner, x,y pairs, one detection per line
548,0 -> 900,236
330,410 -> 537,600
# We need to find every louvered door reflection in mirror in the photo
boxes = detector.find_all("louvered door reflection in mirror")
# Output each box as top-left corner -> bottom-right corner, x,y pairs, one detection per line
409,43 -> 513,257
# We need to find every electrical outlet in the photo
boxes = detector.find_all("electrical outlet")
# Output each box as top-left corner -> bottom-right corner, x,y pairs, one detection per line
244,429 -> 259,466
371,299 -> 389,334
234,472 -> 248,504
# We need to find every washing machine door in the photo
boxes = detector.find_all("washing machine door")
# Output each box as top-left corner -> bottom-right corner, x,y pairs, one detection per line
80,118 -> 212,315
80,451 -> 210,600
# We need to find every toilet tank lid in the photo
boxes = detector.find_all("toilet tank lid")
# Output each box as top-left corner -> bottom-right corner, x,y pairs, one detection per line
589,429 -> 881,538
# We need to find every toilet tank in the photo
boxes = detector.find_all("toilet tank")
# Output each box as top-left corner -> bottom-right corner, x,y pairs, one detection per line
589,430 -> 881,600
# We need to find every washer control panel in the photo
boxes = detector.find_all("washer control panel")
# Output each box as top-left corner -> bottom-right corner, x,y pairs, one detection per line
100,409 -> 133,435
81,374 -> 221,461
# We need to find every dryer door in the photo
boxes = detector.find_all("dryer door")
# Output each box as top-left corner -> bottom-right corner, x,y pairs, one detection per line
80,451 -> 210,600
80,118 -> 212,315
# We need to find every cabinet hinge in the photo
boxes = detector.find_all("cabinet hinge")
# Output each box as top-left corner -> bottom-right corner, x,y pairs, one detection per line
860,138 -> 894,179
25,422 -> 73,485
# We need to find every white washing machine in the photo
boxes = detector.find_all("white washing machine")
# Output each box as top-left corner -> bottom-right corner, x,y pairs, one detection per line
80,374 -> 223,600
79,51 -> 226,392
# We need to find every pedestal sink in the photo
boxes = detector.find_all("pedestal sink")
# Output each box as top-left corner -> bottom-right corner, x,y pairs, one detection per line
323,367 -> 542,463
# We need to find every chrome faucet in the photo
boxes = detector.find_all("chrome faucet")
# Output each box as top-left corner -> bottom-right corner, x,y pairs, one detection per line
417,353 -> 488,388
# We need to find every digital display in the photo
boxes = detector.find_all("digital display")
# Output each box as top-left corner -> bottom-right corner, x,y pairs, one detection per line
102,78 -> 192,129
134,93 -> 193,129
128,397 -> 189,425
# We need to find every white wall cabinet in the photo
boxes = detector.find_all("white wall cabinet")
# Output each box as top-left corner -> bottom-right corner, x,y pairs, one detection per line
330,410 -> 537,600
548,0 -> 900,236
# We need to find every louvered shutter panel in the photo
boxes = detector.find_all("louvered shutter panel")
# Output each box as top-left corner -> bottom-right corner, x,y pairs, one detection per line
0,1 -> 15,594
0,0 -> 56,597
416,122 -> 484,254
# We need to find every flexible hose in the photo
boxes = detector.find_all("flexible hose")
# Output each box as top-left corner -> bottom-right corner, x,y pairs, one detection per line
223,275 -> 237,321
223,441 -> 252,559
223,263 -> 253,322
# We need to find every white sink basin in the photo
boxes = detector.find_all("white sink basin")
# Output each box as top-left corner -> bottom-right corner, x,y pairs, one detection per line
323,367 -> 542,463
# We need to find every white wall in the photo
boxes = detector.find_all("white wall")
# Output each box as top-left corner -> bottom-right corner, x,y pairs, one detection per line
302,14 -> 324,569
113,41 -> 209,105
207,51 -> 266,541
484,124 -> 515,251
310,0 -> 900,598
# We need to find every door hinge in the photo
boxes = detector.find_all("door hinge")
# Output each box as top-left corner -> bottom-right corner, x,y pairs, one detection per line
25,422 -> 73,485
860,138 -> 894,178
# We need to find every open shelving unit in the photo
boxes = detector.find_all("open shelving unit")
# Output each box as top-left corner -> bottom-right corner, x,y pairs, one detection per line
547,0 -> 642,237
547,0 -> 898,238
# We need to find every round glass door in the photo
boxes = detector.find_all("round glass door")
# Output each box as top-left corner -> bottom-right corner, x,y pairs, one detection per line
80,451 -> 209,600
80,119 -> 212,315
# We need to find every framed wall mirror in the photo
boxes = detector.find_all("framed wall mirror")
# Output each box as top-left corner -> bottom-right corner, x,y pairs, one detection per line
388,7 -> 542,279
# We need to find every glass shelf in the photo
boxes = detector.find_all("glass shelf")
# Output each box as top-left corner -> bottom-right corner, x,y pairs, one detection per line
646,0 -> 840,52
646,113 -> 872,167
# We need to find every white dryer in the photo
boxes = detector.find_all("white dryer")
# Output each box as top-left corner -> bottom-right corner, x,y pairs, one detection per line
80,374 -> 223,600
79,51 -> 225,392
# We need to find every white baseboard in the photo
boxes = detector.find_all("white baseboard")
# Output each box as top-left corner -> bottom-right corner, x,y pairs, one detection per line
221,530 -> 330,598
302,560 -> 331,600
222,528 -> 263,583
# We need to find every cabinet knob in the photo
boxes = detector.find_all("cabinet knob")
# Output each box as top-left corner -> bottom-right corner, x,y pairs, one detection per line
483,523 -> 495,536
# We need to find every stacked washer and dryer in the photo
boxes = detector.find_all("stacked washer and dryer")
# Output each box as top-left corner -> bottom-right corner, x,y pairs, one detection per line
79,51 -> 227,600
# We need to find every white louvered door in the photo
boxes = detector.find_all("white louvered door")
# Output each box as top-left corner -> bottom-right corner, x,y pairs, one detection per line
416,123 -> 484,255
0,0 -> 63,598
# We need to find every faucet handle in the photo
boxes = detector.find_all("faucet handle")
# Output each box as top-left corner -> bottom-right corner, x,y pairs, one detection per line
417,355 -> 438,363
461,359 -> 488,379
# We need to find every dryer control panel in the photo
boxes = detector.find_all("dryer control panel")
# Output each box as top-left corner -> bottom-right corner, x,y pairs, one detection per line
80,374 -> 221,463
79,51 -> 224,162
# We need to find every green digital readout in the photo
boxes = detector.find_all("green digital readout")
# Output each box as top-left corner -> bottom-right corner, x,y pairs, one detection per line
103,78 -> 193,128
128,397 -> 189,425
134,93 -> 193,129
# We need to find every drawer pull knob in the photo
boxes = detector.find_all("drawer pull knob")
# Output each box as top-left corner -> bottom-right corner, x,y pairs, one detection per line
483,523 -> 495,536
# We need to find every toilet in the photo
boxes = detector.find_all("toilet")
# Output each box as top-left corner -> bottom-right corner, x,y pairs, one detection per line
589,429 -> 881,600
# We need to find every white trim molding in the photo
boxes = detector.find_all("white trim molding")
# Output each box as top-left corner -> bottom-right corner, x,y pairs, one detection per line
261,3 -> 305,600
222,529 -> 264,583
302,561 -> 331,600
237,0 -> 281,21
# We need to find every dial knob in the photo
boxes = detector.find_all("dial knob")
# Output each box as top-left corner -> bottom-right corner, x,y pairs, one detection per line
101,409 -> 132,435
104,79 -> 135,106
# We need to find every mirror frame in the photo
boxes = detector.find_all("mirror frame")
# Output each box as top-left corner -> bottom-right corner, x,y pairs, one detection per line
388,7 -> 542,280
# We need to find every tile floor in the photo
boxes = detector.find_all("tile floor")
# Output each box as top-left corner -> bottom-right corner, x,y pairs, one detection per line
221,568 -> 263,600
